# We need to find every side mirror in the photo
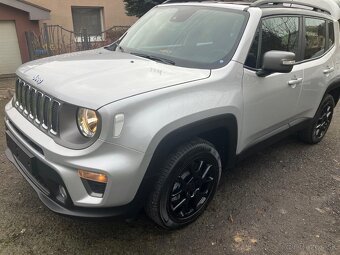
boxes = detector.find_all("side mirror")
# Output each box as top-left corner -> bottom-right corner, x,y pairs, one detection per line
257,50 -> 296,77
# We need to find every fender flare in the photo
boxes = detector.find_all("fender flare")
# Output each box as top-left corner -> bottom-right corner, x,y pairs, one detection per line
128,113 -> 238,211
145,113 -> 238,178
325,77 -> 340,104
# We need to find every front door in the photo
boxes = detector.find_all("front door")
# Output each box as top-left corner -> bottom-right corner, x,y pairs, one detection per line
241,15 -> 303,150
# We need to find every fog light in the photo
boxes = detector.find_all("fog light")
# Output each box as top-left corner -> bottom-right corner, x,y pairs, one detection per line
78,170 -> 108,183
56,185 -> 68,204
59,185 -> 68,199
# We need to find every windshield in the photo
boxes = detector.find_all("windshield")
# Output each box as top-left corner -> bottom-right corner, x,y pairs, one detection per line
116,6 -> 248,69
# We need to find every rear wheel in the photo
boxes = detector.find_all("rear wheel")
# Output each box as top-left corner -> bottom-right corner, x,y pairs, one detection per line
298,94 -> 335,144
145,138 -> 221,229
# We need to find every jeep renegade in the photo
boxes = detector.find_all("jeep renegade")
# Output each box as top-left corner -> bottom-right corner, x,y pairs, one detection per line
5,0 -> 340,229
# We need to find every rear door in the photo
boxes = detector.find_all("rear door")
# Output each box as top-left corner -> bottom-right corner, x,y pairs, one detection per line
295,17 -> 336,119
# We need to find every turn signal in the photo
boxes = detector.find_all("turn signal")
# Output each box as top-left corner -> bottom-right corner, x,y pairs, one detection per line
78,170 -> 108,183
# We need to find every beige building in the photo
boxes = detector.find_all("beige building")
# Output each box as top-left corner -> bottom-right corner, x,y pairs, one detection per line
26,0 -> 137,33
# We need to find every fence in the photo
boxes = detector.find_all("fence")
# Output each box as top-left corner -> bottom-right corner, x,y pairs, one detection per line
25,24 -> 130,60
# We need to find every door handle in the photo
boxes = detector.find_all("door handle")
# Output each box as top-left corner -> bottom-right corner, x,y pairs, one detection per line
323,67 -> 335,75
288,78 -> 303,88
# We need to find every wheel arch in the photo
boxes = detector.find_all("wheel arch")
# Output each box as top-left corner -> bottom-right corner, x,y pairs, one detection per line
129,114 -> 238,212
145,113 -> 238,179
326,77 -> 340,105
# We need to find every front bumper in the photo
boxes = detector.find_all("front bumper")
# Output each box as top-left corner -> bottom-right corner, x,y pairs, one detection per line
4,101 -> 148,217
5,143 -> 135,218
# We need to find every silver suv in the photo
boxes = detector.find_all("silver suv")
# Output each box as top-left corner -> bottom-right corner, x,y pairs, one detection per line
5,0 -> 340,229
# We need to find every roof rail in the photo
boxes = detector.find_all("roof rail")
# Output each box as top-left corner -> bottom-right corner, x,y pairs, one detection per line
163,0 -> 206,3
163,0 -> 252,3
162,0 -> 334,15
250,0 -> 331,15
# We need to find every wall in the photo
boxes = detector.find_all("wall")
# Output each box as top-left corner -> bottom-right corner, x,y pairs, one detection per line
0,3 -> 40,63
27,0 -> 137,31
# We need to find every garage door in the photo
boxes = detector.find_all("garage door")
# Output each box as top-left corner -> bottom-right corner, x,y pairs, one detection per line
0,21 -> 22,75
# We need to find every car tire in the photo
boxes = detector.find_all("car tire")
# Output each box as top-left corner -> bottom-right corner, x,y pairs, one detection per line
298,94 -> 335,144
145,138 -> 222,229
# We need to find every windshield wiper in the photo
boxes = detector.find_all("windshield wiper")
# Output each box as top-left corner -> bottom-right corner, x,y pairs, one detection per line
130,52 -> 175,65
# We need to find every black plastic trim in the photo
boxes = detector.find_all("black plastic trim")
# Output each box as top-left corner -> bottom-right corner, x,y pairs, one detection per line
6,131 -> 73,206
325,78 -> 340,105
125,114 -> 239,214
146,114 -> 238,177
236,119 -> 312,161
81,178 -> 106,198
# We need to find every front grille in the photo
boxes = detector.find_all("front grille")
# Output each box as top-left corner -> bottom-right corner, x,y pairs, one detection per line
14,78 -> 61,135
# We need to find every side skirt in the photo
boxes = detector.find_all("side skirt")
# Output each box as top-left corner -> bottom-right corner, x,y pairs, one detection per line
235,118 -> 312,163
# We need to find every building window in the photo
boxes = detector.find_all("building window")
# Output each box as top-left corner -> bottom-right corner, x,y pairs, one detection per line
72,7 -> 103,36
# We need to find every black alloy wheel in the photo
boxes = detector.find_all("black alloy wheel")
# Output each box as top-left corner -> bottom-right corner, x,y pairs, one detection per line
299,94 -> 335,144
145,139 -> 221,229
167,155 -> 218,221
313,100 -> 334,141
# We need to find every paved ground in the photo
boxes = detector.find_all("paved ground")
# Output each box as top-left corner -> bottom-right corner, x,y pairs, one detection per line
0,78 -> 339,255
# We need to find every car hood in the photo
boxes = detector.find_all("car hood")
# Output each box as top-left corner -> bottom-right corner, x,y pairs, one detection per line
17,49 -> 211,109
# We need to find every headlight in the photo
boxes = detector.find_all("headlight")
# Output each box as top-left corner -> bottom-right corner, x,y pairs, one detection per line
77,108 -> 98,138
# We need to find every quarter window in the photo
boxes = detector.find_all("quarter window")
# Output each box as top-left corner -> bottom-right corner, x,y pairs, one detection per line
304,18 -> 326,60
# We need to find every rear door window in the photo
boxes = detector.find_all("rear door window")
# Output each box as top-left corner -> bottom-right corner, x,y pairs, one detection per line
304,18 -> 326,60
